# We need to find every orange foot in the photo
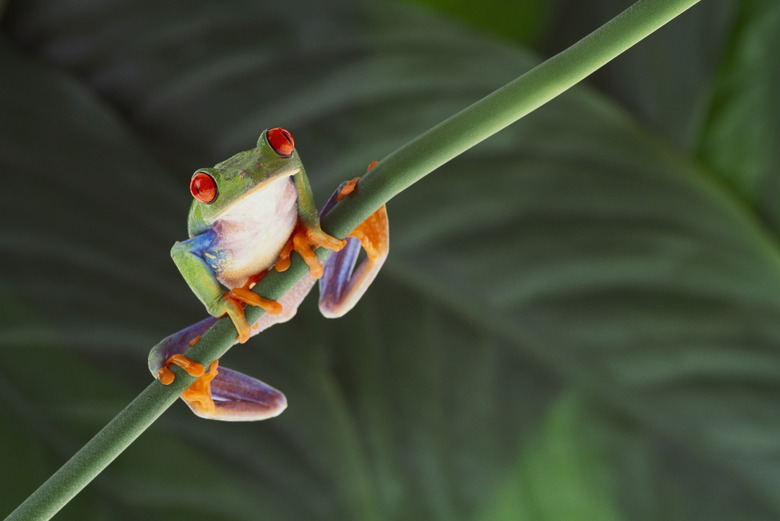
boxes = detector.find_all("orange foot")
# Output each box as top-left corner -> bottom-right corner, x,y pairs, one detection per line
338,163 -> 388,260
223,270 -> 283,343
181,360 -> 219,416
276,222 -> 346,278
158,354 -> 220,415
347,204 -> 388,261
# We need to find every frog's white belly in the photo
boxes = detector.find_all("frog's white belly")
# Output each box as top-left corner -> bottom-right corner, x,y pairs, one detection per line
211,177 -> 298,289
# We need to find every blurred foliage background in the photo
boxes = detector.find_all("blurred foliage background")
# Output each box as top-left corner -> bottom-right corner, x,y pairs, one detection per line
1,0 -> 779,519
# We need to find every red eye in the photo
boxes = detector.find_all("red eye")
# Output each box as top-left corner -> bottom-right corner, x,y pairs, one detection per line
190,172 -> 217,203
267,127 -> 295,157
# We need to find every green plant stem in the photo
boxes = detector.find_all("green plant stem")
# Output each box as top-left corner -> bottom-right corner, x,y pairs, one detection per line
5,0 -> 701,519
332,0 -> 702,235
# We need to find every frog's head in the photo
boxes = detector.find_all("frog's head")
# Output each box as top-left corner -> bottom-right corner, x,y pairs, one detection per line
189,128 -> 301,227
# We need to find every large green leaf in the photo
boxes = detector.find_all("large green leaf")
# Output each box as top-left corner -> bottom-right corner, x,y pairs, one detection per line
480,393 -> 621,521
1,1 -> 779,520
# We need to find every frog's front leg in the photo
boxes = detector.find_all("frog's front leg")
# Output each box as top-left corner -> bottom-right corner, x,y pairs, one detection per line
171,231 -> 281,343
275,165 -> 347,278
148,318 -> 287,421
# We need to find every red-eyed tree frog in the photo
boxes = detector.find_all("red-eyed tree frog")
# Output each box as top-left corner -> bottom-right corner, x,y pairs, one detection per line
148,128 -> 388,421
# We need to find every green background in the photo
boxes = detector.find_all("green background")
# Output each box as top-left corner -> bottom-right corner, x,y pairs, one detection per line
2,0 -> 779,519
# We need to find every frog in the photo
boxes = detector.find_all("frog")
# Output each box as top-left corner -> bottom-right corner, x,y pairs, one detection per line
148,128 -> 388,421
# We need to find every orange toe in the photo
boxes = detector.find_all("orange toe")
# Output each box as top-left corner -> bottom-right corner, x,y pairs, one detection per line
337,177 -> 361,201
296,227 -> 325,278
276,236 -> 295,273
226,287 -> 283,315
158,353 -> 206,385
304,225 -> 345,253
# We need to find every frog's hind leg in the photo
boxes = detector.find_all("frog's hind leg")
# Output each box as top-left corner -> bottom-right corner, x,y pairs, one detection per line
148,316 -> 286,421
317,175 -> 389,318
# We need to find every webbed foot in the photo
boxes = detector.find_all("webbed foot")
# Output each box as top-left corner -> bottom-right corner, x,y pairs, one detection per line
275,221 -> 346,278
216,272 -> 283,343
157,354 -> 220,416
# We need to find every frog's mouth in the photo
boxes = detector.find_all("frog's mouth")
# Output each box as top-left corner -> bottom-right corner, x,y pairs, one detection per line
214,167 -> 300,222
